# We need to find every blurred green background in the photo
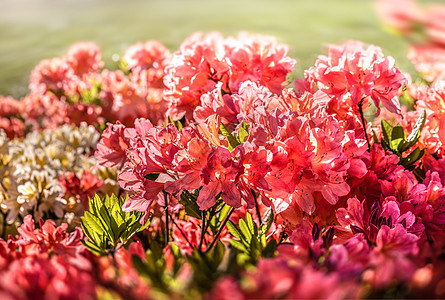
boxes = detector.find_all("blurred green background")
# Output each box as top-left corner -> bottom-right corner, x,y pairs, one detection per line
0,0 -> 414,99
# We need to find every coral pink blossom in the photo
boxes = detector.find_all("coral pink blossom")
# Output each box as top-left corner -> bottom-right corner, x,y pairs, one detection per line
66,42 -> 104,76
301,41 -> 406,115
164,32 -> 295,120
124,40 -> 170,89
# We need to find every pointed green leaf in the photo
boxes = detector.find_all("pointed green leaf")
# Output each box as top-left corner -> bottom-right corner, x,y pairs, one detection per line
402,147 -> 425,167
83,212 -> 106,236
250,235 -> 261,259
381,120 -> 393,145
390,124 -> 405,152
179,192 -> 201,219
226,220 -> 243,240
230,239 -> 247,251
245,212 -> 256,236
238,122 -> 250,143
218,204 -> 231,222
81,239 -> 105,256
372,130 -> 380,144
219,122 -> 239,151
211,241 -> 225,268
81,219 -> 99,244
238,219 -> 252,242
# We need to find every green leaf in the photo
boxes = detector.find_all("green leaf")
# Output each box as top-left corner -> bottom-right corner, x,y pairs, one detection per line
372,130 -> 380,144
390,124 -> 405,152
245,212 -> 257,236
381,120 -> 393,145
238,219 -> 252,242
218,204 -> 231,222
211,241 -> 225,268
81,239 -> 104,256
170,245 -> 184,276
167,116 -> 184,130
81,193 -> 151,256
83,211 -> 107,236
250,235 -> 261,259
226,220 -> 243,240
180,192 -> 201,219
230,239 -> 247,251
401,147 -> 425,167
81,219 -> 100,244
237,121 -> 250,143
263,239 -> 278,257
219,122 -> 239,151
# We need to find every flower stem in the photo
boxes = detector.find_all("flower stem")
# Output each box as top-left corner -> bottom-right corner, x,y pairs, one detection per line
205,207 -> 235,253
251,188 -> 262,225
163,190 -> 169,247
198,209 -> 207,251
358,99 -> 370,152
169,215 -> 195,250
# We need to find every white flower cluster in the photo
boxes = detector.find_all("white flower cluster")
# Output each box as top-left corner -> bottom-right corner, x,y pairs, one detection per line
0,123 -> 118,232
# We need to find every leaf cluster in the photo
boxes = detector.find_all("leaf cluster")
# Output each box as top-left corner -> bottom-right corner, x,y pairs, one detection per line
377,111 -> 426,179
67,80 -> 102,106
81,194 -> 150,256
226,210 -> 277,265
132,241 -> 183,293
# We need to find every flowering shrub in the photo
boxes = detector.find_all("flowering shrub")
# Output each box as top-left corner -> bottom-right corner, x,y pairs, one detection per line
1,27 -> 445,298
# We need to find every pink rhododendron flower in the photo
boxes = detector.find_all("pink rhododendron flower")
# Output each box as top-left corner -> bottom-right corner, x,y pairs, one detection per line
95,121 -> 137,167
301,41 -> 407,115
66,42 -> 104,76
164,32 -> 295,120
124,40 -> 170,89
198,146 -> 244,209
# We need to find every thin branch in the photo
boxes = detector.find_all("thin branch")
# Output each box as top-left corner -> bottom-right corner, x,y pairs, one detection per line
163,190 -> 169,247
251,188 -> 262,225
169,215 -> 195,250
358,99 -> 371,152
205,207 -> 235,253
198,209 -> 207,251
